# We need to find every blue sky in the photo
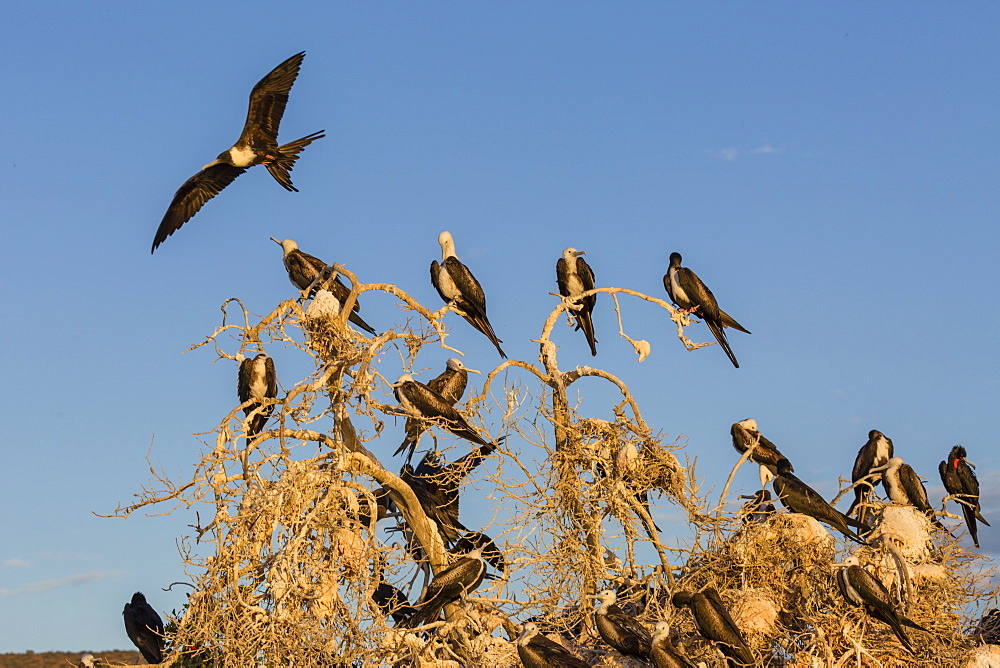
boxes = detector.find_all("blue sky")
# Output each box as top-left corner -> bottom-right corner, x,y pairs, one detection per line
2,2 -> 999,653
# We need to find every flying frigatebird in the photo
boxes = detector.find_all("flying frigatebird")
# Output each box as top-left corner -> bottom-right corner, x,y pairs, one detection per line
772,458 -> 869,544
730,418 -> 793,480
394,358 -> 480,463
592,589 -> 653,663
237,352 -> 277,438
940,446 -> 990,548
402,547 -> 488,628
152,52 -> 324,252
845,429 -> 894,525
872,456 -> 949,532
123,592 -> 165,665
516,622 -> 590,668
271,237 -> 377,334
671,589 -> 755,667
556,247 -> 598,356
431,231 -> 506,358
664,252 -> 750,368
651,621 -> 697,668
835,556 -> 930,654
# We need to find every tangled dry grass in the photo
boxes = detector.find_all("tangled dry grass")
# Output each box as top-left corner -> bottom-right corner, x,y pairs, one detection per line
110,275 -> 999,667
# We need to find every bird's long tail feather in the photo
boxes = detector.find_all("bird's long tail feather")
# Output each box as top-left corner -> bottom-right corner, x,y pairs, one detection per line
267,130 -> 326,191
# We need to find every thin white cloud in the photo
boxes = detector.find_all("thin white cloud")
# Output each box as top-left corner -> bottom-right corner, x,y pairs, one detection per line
2,558 -> 31,568
719,148 -> 739,162
0,569 -> 124,596
753,144 -> 784,155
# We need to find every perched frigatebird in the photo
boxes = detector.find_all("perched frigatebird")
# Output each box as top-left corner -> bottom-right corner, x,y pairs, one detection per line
872,457 -> 948,531
123,592 -> 165,664
399,447 -> 497,545
402,547 -> 488,628
516,622 -> 589,668
431,231 -> 506,358
393,374 -> 495,449
835,556 -> 930,654
730,418 -> 793,479
973,609 -> 1000,644
651,621 -> 697,668
237,352 -> 277,438
372,577 -> 416,626
664,252 -> 750,368
271,238 -> 377,334
592,589 -> 653,663
556,247 -> 598,356
152,52 -> 324,252
453,530 -> 506,575
671,589 -> 754,667
739,490 -> 776,525
394,358 -> 480,463
940,445 -> 990,548
845,429 -> 894,525
772,458 -> 869,544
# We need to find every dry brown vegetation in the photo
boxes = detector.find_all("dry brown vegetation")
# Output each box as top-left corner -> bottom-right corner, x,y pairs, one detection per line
110,272 -> 999,666
0,650 -> 139,668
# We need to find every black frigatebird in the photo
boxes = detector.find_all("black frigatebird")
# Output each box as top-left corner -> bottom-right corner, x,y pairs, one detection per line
398,446 -> 496,545
372,578 -> 416,626
237,352 -> 277,438
664,252 -> 750,368
973,609 -> 1000,644
739,490 -> 776,525
836,556 -> 930,654
402,547 -> 488,628
430,231 -> 506,358
393,374 -> 496,449
152,52 -> 324,252
671,589 -> 754,667
940,445 -> 990,548
592,589 -> 653,663
516,622 -> 590,668
651,621 -> 697,668
123,592 -> 165,665
730,418 -> 793,480
271,238 -> 377,334
556,247 -> 598,356
394,358 -> 480,463
845,429 -> 894,525
772,458 -> 869,544
872,457 -> 949,532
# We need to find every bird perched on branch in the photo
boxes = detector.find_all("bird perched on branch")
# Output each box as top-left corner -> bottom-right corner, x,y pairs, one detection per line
772,458 -> 869,544
516,622 -> 589,668
730,418 -> 793,479
271,237 -> 377,334
237,352 -> 277,438
431,231 -> 506,358
671,589 -> 754,667
393,374 -> 496,449
873,456 -> 949,532
399,447 -> 497,545
123,592 -> 164,664
651,621 -> 697,668
940,445 -> 990,548
845,429 -> 894,525
835,556 -> 930,654
152,52 -> 324,252
593,589 -> 653,663
739,490 -> 776,525
394,358 -> 480,463
556,247 -> 598,356
664,252 -> 749,368
402,547 -> 488,628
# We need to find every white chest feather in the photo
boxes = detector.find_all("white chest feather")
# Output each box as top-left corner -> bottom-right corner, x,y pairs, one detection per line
249,358 -> 269,399
873,437 -> 891,466
437,265 -> 461,300
885,474 -> 908,505
669,268 -> 689,303
229,145 -> 258,167
565,270 -> 585,297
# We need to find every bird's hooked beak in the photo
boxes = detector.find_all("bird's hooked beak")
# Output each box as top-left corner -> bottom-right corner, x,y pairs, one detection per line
964,457 -> 977,470
270,237 -> 282,245
575,250 -> 587,257
466,367 -> 482,375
